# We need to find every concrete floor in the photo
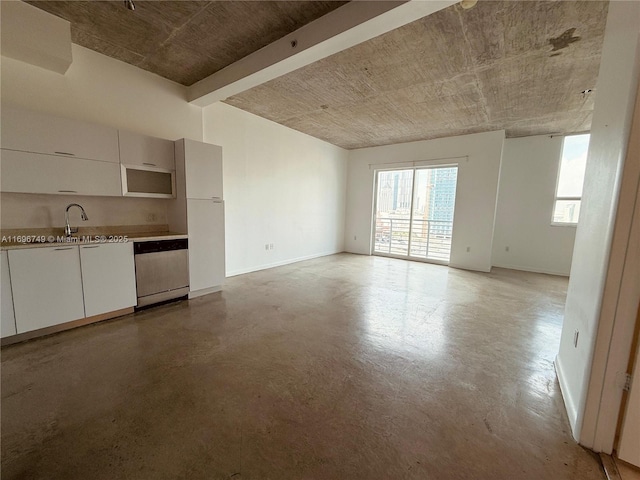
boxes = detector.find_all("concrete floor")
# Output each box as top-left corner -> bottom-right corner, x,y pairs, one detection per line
1,254 -> 604,479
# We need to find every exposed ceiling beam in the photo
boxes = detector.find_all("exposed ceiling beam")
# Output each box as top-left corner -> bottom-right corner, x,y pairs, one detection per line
187,0 -> 457,106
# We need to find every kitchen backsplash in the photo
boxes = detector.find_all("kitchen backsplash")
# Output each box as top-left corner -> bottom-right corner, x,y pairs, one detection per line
0,193 -> 168,229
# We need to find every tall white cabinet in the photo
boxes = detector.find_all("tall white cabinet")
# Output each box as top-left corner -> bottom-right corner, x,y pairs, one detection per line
187,199 -> 225,292
171,139 -> 225,298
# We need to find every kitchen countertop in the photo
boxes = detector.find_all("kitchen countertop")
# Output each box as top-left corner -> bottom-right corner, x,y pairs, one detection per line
1,229 -> 187,250
121,231 -> 188,242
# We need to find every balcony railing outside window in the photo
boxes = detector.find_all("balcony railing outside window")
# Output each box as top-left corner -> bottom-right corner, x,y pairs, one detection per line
374,218 -> 453,262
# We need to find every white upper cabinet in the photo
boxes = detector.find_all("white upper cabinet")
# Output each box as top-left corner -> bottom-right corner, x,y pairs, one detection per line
118,130 -> 175,170
176,139 -> 223,200
1,149 -> 122,196
1,104 -> 119,163
8,246 -> 85,333
79,243 -> 136,317
1,251 -> 17,338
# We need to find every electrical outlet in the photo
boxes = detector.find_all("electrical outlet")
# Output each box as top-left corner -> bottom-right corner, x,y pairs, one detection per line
505,246 -> 510,252
146,213 -> 157,222
270,244 -> 274,250
265,244 -> 269,250
466,246 -> 471,253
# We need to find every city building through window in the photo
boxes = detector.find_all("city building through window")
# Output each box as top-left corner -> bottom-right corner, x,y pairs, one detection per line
553,134 -> 590,225
373,166 -> 458,263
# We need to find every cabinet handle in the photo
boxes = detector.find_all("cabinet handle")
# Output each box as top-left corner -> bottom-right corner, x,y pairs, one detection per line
54,247 -> 74,251
212,196 -> 221,200
81,245 -> 100,249
58,190 -> 78,193
143,162 -> 156,166
54,151 -> 75,156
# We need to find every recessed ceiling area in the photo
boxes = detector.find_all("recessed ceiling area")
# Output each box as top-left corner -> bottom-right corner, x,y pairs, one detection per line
225,1 -> 609,149
25,0 -> 347,86
25,0 -> 609,149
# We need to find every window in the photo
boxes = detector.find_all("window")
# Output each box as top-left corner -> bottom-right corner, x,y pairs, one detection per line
553,134 -> 590,225
373,166 -> 458,263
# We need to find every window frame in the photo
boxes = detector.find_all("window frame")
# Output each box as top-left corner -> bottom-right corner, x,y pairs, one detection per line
551,133 -> 590,227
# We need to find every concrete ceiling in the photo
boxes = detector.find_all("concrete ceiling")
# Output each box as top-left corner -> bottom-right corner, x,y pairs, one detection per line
26,1 -> 609,149
25,0 -> 347,86
225,1 -> 609,149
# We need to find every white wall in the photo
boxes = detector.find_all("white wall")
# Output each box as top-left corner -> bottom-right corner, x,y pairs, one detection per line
1,0 -> 72,74
492,136 -> 577,276
587,79 -> 640,455
1,32 -> 204,232
1,44 -> 202,141
556,0 -> 640,443
0,193 -> 167,230
202,103 -> 348,277
345,130 -> 505,272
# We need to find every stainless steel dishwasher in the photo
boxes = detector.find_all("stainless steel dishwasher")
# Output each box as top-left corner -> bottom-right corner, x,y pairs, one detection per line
134,239 -> 189,307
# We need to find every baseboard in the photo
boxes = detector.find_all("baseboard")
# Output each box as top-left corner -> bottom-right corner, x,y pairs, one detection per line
448,262 -> 492,273
226,250 -> 343,277
555,354 -> 580,440
344,247 -> 372,255
599,453 -> 622,480
188,285 -> 222,299
492,262 -> 570,277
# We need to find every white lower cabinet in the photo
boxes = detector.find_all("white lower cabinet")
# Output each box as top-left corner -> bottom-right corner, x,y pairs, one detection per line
6,242 -> 137,336
1,251 -> 17,338
187,199 -> 225,294
8,246 -> 85,333
80,243 -> 136,317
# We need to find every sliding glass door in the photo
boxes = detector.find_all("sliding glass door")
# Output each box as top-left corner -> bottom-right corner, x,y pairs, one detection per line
373,166 -> 458,263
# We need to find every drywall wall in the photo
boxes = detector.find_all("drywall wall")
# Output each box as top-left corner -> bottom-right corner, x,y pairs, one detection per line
1,10 -> 203,234
492,136 -> 577,276
202,103 -> 348,276
345,130 -> 505,272
580,64 -> 640,453
1,44 -> 202,141
0,0 -> 72,74
0,193 -> 167,230
555,0 -> 640,444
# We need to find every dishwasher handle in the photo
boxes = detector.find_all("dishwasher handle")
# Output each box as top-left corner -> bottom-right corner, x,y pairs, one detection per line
134,238 -> 188,255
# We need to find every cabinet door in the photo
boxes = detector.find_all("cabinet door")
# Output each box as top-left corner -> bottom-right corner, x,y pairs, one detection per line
183,139 -> 223,200
1,149 -> 122,196
121,165 -> 175,198
119,130 -> 175,170
8,246 -> 85,333
1,251 -> 17,338
80,243 -> 136,317
1,104 -> 119,163
187,199 -> 225,292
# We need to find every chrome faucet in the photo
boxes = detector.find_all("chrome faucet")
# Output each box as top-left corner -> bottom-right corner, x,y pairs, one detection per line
64,203 -> 89,237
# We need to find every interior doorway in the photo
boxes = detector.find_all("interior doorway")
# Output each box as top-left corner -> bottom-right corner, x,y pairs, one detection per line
373,165 -> 458,264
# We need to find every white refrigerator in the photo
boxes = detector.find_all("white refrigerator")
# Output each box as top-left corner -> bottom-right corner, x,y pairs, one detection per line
172,138 -> 226,298
186,197 -> 225,294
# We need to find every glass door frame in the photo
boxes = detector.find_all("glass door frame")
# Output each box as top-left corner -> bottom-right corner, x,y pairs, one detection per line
371,163 -> 458,265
